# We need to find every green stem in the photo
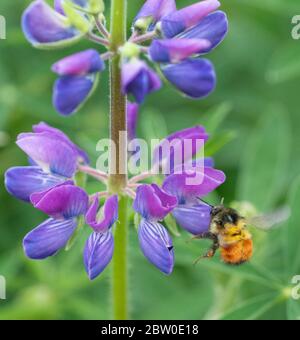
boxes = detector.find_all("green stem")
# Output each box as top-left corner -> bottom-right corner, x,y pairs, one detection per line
109,0 -> 129,320
109,0 -> 127,193
112,196 -> 129,320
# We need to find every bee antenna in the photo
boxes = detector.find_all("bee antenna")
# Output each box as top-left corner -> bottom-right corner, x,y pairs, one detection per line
197,198 -> 214,208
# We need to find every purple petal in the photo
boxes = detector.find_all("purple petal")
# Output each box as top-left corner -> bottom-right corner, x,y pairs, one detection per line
134,0 -> 176,25
172,202 -> 211,235
203,157 -> 214,168
23,217 -> 77,260
31,184 -> 89,219
53,74 -> 98,115
161,58 -> 216,99
127,102 -> 139,141
52,49 -> 105,76
170,157 -> 215,175
153,126 -> 209,171
4,166 -> 66,202
161,0 -> 220,38
85,195 -> 119,233
179,11 -> 228,54
138,219 -> 174,275
149,39 -> 211,63
84,231 -> 114,280
163,167 -> 226,204
54,0 -> 65,15
122,60 -> 161,104
22,0 -> 83,48
17,132 -> 78,178
33,122 -> 89,164
133,184 -> 177,221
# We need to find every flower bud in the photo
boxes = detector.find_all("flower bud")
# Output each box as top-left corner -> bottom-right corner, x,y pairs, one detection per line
120,42 -> 141,59
89,0 -> 105,14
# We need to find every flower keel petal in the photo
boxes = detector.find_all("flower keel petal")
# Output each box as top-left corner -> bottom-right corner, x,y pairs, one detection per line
23,217 -> 77,259
84,231 -> 114,280
139,219 -> 174,275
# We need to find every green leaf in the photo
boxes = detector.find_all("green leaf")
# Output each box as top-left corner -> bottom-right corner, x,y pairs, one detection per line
266,43 -> 300,84
131,235 -> 214,320
287,296 -> 300,320
236,0 -> 300,15
219,294 -> 279,320
284,176 -> 300,275
201,102 -> 232,133
204,130 -> 237,156
237,105 -> 291,210
141,109 -> 168,142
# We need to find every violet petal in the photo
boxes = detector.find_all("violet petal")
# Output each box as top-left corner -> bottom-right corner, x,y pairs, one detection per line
138,218 -> 174,275
23,217 -> 77,259
4,166 -> 65,202
84,231 -> 114,280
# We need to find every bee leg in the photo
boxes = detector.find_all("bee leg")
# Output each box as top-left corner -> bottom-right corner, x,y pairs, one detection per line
193,237 -> 219,265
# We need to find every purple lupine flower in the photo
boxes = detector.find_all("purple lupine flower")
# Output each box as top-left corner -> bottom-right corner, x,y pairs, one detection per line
145,1 -> 228,99
14,0 -> 230,281
23,184 -> 89,259
149,38 -> 211,63
52,49 -> 105,115
22,0 -> 89,49
122,59 -> 162,104
85,194 -> 118,233
179,11 -> 229,54
21,0 -> 228,113
171,202 -> 212,235
32,121 -> 89,163
84,195 -> 118,280
152,125 -> 209,173
5,123 -> 87,202
133,184 -> 177,274
133,0 -> 176,31
161,0 -> 220,38
162,167 -> 225,234
161,58 -> 216,99
84,231 -> 114,280
52,49 -> 104,76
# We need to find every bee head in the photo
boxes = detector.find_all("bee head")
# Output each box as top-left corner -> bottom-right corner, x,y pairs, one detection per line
211,206 -> 241,228
211,205 -> 224,218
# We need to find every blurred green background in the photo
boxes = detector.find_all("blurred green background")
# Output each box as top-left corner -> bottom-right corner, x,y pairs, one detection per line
1,0 -> 300,320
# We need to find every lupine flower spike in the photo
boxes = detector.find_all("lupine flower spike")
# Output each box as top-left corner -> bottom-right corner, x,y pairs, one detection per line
6,0 -> 228,281
21,0 -> 228,114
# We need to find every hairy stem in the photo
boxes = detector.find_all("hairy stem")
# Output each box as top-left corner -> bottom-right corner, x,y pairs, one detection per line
109,0 -> 127,194
109,0 -> 129,321
111,196 -> 129,320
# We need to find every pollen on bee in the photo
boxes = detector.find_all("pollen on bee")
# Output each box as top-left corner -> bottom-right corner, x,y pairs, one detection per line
220,239 -> 253,265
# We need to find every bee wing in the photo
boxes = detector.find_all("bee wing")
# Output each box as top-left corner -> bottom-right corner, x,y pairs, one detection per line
246,206 -> 291,231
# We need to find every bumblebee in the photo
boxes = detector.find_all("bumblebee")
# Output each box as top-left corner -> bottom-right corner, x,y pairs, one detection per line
193,204 -> 290,265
